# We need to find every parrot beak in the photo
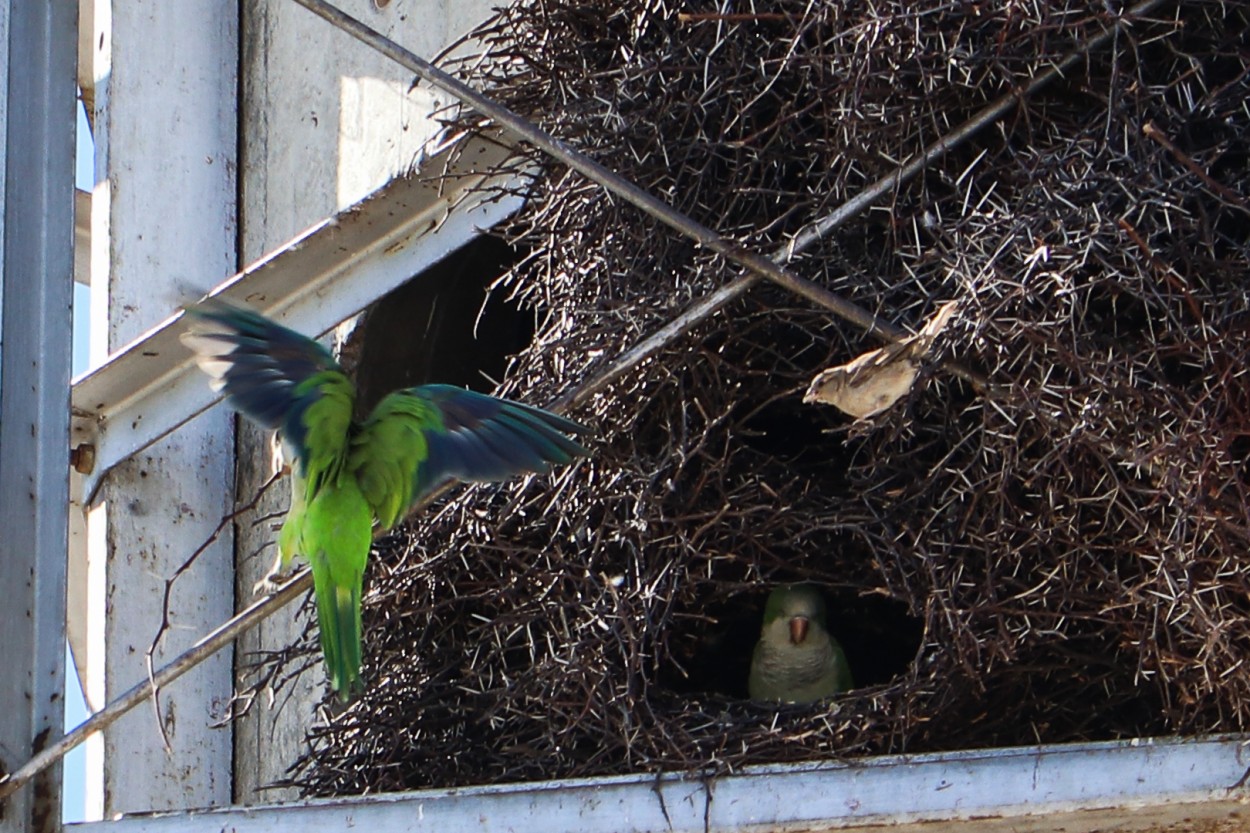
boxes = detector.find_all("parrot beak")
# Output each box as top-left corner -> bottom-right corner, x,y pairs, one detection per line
789,615 -> 809,645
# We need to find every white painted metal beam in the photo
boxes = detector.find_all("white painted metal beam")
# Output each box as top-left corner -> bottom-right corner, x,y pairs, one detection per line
64,735 -> 1250,833
0,3 -> 77,833
91,0 -> 239,816
69,131 -> 527,503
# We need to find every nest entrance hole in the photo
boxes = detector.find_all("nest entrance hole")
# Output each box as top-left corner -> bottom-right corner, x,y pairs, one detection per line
662,586 -> 923,700
352,235 -> 533,409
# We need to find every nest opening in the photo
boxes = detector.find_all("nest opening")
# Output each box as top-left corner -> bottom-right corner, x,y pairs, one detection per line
352,235 -> 532,407
662,585 -> 923,700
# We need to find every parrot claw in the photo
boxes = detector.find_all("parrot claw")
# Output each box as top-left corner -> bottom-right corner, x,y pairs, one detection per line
253,571 -> 292,597
253,553 -> 297,596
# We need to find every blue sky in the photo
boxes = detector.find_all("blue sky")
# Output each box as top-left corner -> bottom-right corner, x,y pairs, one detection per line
63,650 -> 89,822
64,96 -> 95,824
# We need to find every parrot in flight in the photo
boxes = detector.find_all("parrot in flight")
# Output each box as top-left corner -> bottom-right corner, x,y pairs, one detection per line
182,299 -> 590,700
749,584 -> 853,703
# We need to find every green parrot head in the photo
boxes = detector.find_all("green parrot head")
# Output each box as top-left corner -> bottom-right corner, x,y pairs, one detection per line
761,583 -> 828,646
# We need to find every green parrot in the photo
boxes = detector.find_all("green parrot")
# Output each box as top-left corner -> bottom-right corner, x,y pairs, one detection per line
182,299 -> 590,700
748,584 -> 853,703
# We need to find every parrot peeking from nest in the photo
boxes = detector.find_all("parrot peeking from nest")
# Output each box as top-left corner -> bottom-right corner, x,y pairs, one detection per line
749,584 -> 853,703
182,299 -> 591,701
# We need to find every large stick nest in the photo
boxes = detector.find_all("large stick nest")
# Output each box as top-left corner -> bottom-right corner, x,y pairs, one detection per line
264,0 -> 1250,795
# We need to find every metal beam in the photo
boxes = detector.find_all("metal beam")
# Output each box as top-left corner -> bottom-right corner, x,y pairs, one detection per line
64,735 -> 1250,833
0,4 -> 77,833
93,0 -> 240,814
69,130 -> 527,503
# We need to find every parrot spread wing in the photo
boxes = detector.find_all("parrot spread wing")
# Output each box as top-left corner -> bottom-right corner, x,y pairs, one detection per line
353,384 -> 591,530
183,299 -> 592,701
181,299 -> 356,479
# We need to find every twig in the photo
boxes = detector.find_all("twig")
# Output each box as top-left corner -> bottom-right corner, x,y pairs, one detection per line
145,468 -> 286,752
1116,216 -> 1206,325
1142,121 -> 1250,216
676,13 -> 792,23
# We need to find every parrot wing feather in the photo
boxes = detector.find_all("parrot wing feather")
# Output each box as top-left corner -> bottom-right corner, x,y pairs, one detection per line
352,383 -> 591,530
181,299 -> 356,477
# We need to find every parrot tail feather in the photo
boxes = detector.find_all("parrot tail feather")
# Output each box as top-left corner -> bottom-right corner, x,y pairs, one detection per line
314,577 -> 363,702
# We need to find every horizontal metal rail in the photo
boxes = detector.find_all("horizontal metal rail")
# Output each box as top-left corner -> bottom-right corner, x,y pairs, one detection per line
66,736 -> 1250,833
70,131 -> 529,502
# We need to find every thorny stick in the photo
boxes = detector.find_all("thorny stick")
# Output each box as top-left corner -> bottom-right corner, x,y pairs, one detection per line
676,13 -> 792,23
1142,121 -> 1250,216
1116,217 -> 1206,325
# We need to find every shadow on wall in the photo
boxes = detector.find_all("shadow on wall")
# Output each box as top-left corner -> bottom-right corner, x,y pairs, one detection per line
349,235 -> 533,411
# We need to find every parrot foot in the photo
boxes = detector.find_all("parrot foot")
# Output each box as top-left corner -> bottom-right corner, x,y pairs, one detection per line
253,574 -> 283,596
253,553 -> 296,596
